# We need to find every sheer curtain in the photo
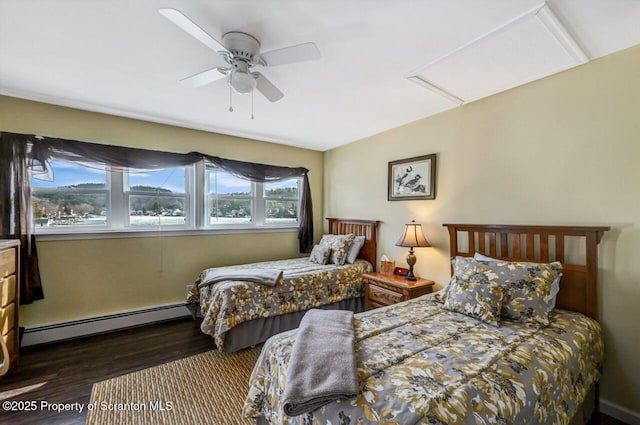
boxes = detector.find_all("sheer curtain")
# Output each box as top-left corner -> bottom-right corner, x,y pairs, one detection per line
0,133 -> 43,303
0,131 -> 314,303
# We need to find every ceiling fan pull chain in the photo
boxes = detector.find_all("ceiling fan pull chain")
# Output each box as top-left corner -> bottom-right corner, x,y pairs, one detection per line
251,90 -> 255,120
228,77 -> 234,112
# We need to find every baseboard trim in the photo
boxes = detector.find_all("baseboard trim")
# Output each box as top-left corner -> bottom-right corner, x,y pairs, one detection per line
21,303 -> 191,347
601,399 -> 640,425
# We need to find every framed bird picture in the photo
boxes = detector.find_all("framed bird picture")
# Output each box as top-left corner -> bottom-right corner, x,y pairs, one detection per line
388,154 -> 437,201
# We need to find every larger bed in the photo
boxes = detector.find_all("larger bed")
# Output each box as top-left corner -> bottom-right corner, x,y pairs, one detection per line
186,218 -> 379,352
243,223 -> 609,425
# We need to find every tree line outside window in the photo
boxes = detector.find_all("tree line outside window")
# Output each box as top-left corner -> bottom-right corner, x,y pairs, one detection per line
31,159 -> 300,232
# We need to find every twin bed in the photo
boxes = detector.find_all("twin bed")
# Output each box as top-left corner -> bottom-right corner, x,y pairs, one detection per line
187,218 -> 379,352
242,223 -> 609,425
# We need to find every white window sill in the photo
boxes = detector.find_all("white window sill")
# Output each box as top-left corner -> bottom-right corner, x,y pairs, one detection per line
35,225 -> 299,241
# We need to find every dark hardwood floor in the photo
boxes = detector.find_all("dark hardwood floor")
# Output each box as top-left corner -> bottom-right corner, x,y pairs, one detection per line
0,318 -> 630,425
0,318 -> 213,425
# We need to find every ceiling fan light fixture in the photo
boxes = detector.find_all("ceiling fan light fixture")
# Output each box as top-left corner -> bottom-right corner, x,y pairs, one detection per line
230,71 -> 256,94
159,9 -> 320,103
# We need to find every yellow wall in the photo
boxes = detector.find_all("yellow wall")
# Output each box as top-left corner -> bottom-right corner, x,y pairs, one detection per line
0,96 -> 324,326
324,45 -> 640,414
2,43 -> 639,416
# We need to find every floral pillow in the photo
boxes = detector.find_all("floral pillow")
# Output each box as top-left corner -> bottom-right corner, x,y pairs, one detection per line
433,256 -> 483,303
443,256 -> 562,327
433,277 -> 454,303
318,233 -> 356,265
474,252 -> 562,314
309,244 -> 331,265
443,279 -> 504,326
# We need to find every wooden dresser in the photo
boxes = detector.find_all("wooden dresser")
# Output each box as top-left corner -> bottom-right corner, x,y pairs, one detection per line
0,239 -> 20,376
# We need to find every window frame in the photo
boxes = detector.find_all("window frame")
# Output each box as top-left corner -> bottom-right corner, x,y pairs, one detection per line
205,165 -> 256,227
31,160 -> 301,235
204,166 -> 301,228
31,160 -> 111,231
263,178 -> 301,226
121,167 -> 193,229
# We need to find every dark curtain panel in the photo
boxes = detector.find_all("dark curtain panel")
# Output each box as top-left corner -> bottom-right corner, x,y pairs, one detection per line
29,135 -> 201,172
298,174 -> 314,252
1,132 -> 314,256
203,155 -> 308,182
0,133 -> 44,303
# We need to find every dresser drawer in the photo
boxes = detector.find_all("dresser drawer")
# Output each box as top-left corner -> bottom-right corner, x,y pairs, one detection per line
368,283 -> 403,305
1,302 -> 15,336
0,249 -> 16,279
2,329 -> 16,358
0,275 -> 16,308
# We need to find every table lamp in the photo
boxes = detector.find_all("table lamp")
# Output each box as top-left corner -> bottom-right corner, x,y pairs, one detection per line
395,220 -> 431,281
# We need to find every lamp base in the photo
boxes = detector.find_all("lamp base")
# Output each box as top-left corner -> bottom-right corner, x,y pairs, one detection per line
406,248 -> 417,281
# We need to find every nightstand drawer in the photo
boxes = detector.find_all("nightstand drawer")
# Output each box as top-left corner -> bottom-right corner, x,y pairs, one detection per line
366,300 -> 386,310
363,272 -> 434,311
368,284 -> 403,305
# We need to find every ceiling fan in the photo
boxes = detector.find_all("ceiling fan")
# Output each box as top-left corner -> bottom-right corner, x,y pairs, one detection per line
159,8 -> 321,103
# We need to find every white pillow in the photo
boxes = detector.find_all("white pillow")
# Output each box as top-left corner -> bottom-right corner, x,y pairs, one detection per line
473,252 -> 561,313
345,236 -> 366,264
473,252 -> 497,262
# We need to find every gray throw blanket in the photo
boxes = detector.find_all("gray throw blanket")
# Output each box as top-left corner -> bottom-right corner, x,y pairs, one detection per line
197,268 -> 283,289
282,309 -> 358,416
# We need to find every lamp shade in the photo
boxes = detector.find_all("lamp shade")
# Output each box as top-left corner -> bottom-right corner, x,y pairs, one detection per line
395,220 -> 431,248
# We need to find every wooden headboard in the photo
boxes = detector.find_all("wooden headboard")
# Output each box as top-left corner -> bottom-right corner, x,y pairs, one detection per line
443,224 -> 609,320
327,218 -> 379,270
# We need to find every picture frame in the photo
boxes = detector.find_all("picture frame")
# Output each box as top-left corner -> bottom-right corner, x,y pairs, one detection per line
388,154 -> 436,201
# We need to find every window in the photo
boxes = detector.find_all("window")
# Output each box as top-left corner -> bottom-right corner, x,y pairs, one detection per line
125,168 -> 190,227
206,167 -> 253,225
31,160 -> 300,233
32,160 -> 109,229
205,167 -> 300,227
31,160 -> 193,232
264,179 -> 299,224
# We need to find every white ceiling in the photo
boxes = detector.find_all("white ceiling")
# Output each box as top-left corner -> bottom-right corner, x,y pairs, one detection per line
1,0 -> 639,151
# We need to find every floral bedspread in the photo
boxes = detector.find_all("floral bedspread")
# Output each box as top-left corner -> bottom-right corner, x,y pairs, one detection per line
243,294 -> 603,425
186,258 -> 371,349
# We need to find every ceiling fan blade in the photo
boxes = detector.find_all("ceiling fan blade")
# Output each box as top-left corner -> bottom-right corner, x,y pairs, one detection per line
255,73 -> 284,102
259,42 -> 320,67
180,67 -> 227,88
159,8 -> 229,55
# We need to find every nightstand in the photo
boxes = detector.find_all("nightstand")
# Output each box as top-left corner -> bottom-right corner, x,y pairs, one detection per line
363,272 -> 434,310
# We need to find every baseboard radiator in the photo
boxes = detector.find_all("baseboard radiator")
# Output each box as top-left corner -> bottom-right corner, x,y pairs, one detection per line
21,303 -> 191,347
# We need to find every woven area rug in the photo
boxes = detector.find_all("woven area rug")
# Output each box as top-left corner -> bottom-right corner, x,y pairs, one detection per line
86,347 -> 262,425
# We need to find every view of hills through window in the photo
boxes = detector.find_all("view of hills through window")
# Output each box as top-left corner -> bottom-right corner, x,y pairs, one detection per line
31,160 -> 299,229
32,160 -> 110,227
264,180 -> 298,224
126,168 -> 188,226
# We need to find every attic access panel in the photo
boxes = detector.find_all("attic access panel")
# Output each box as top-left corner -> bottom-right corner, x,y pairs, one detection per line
407,4 -> 587,104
